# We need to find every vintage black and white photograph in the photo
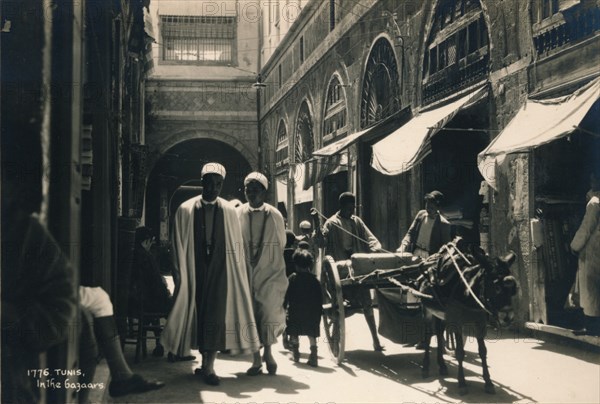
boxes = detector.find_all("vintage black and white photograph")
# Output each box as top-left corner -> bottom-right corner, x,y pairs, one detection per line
1,0 -> 599,403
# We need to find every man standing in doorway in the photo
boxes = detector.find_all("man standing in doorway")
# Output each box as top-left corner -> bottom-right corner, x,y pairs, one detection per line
162,163 -> 259,386
237,172 -> 288,376
315,192 -> 385,351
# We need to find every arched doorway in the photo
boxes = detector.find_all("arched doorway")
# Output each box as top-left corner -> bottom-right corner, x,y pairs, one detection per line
145,138 -> 252,247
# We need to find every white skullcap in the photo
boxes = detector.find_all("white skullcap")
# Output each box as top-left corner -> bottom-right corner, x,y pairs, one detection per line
201,162 -> 226,179
244,172 -> 268,190
299,220 -> 312,230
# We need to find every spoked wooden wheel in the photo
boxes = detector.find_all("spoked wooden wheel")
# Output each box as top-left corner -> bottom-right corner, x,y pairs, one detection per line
321,255 -> 345,364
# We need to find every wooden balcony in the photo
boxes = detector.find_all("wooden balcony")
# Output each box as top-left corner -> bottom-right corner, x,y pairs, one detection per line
421,50 -> 489,106
533,5 -> 600,56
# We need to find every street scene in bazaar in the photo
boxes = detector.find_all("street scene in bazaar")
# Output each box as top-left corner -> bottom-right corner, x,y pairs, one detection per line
1,0 -> 599,403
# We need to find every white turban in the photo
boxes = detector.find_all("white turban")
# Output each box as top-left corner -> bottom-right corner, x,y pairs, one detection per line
201,162 -> 226,179
244,172 -> 268,190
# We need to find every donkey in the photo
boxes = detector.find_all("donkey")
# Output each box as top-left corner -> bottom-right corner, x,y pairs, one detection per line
417,238 -> 517,395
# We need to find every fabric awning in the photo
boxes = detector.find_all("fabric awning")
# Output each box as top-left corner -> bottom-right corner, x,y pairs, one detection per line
143,7 -> 155,76
290,164 -> 313,204
303,127 -> 368,188
312,129 -> 370,157
275,174 -> 288,208
371,86 -> 488,176
301,153 -> 347,191
478,77 -> 600,189
143,7 -> 155,40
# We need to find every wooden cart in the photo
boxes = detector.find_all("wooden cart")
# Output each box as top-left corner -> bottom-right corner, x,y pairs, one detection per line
320,252 -> 431,363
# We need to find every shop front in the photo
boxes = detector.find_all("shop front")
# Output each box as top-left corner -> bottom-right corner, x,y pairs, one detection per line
307,110 -> 408,246
371,85 -> 490,249
478,77 -> 600,338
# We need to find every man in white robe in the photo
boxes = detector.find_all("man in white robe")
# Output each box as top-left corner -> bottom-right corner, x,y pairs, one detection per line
162,163 -> 259,386
571,170 -> 600,336
237,172 -> 288,376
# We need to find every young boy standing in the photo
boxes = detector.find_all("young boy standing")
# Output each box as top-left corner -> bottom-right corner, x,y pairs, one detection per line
284,249 -> 323,367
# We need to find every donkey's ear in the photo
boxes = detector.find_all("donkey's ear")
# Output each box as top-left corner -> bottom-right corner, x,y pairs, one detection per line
499,251 -> 516,268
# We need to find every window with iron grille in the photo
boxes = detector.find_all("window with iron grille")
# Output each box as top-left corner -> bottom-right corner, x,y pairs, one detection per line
541,0 -> 559,20
160,15 -> 236,64
275,120 -> 289,170
421,0 -> 489,104
323,76 -> 348,141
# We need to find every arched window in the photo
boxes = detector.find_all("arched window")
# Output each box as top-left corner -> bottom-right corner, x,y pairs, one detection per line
360,38 -> 401,128
323,75 -> 348,142
422,0 -> 489,105
275,120 -> 289,171
295,101 -> 314,163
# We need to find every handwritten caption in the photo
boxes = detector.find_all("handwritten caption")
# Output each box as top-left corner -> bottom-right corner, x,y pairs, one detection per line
27,368 -> 105,392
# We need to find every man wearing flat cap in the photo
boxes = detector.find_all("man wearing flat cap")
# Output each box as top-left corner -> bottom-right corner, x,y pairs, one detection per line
397,190 -> 452,259
314,191 -> 384,351
162,163 -> 259,386
237,172 -> 288,376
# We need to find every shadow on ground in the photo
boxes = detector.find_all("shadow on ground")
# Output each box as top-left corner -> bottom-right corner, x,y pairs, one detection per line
344,349 -> 533,403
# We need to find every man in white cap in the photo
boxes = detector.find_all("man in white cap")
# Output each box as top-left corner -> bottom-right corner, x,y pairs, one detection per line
162,163 -> 259,386
237,172 -> 288,376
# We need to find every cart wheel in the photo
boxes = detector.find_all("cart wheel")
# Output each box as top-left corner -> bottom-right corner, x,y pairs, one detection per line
321,255 -> 345,364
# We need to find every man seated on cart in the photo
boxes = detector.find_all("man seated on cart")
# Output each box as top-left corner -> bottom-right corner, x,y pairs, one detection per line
314,192 -> 385,351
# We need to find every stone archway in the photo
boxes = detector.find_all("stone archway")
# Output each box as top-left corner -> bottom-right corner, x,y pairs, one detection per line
145,137 -> 252,244
146,129 -> 258,182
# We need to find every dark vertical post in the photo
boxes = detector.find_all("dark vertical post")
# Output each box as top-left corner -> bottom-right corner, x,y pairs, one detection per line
47,0 -> 85,402
257,83 -> 262,170
253,74 -> 266,171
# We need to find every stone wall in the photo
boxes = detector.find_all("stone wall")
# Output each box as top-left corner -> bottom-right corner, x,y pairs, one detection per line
145,79 -> 258,173
258,0 -> 597,328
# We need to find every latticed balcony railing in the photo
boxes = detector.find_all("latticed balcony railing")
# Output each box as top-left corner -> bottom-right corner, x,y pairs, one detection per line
422,52 -> 489,105
533,6 -> 600,56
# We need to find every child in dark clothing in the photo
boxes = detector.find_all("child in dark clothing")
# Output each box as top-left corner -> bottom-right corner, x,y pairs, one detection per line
282,229 -> 298,350
284,249 -> 323,367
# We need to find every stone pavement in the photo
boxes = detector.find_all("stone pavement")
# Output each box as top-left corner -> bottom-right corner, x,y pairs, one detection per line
90,311 -> 600,404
